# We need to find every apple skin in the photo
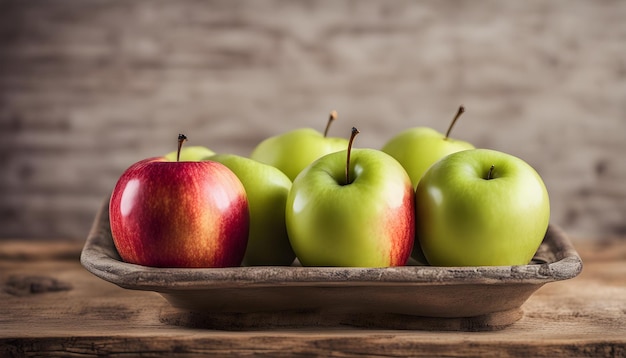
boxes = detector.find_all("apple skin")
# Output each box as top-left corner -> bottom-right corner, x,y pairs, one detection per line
250,128 -> 348,181
382,127 -> 474,189
109,157 -> 249,268
209,154 -> 296,266
164,146 -> 215,162
286,148 -> 415,267
415,149 -> 550,266
382,127 -> 474,263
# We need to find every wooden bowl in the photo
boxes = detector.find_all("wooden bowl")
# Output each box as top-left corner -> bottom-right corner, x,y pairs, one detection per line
81,198 -> 582,331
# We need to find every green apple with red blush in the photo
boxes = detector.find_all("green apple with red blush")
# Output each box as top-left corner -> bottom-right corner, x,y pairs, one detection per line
286,127 -> 415,267
109,134 -> 249,268
250,110 -> 349,181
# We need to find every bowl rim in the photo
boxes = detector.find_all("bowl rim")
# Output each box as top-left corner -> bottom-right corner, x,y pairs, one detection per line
81,197 -> 583,292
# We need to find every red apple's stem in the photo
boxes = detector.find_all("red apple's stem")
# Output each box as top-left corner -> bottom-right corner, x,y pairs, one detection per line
323,110 -> 338,138
445,105 -> 465,140
487,165 -> 495,180
177,134 -> 188,162
345,127 -> 360,185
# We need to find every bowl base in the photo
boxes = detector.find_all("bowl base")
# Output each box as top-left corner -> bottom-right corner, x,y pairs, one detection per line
158,306 -> 524,331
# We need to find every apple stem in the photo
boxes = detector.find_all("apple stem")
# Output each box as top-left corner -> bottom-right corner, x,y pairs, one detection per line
445,105 -> 465,140
177,134 -> 188,162
323,110 -> 338,138
486,165 -> 495,180
345,127 -> 360,185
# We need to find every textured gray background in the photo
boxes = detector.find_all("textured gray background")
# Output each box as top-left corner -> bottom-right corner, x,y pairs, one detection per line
1,0 -> 625,241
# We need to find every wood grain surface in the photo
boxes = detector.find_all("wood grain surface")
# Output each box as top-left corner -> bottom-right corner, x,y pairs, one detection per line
0,239 -> 625,357
78,200 -> 583,331
1,0 -> 625,240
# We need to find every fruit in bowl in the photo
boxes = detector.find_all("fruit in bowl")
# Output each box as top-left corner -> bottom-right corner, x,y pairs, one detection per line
109,135 -> 249,268
250,110 -> 349,181
209,153 -> 295,266
415,148 -> 550,266
286,128 -> 415,267
382,106 -> 474,189
163,145 -> 215,162
382,106 -> 474,263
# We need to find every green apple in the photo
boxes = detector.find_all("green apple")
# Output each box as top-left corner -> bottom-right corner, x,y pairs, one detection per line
286,128 -> 415,267
415,148 -> 550,266
382,106 -> 474,189
250,111 -> 349,181
164,144 -> 215,162
208,153 -> 295,266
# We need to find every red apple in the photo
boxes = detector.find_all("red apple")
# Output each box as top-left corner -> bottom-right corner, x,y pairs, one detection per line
109,135 -> 249,268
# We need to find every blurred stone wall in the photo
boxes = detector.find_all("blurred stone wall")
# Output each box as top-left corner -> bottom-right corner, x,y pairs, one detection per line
1,0 -> 624,241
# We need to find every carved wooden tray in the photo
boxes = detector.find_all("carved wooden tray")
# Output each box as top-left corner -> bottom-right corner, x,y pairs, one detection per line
81,198 -> 582,331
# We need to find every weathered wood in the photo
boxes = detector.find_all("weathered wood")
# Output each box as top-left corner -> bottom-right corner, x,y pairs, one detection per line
1,0 -> 626,241
78,201 -> 583,331
0,239 -> 624,357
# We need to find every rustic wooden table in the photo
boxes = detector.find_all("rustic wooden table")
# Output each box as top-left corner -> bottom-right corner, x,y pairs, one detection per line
1,239 -> 624,357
